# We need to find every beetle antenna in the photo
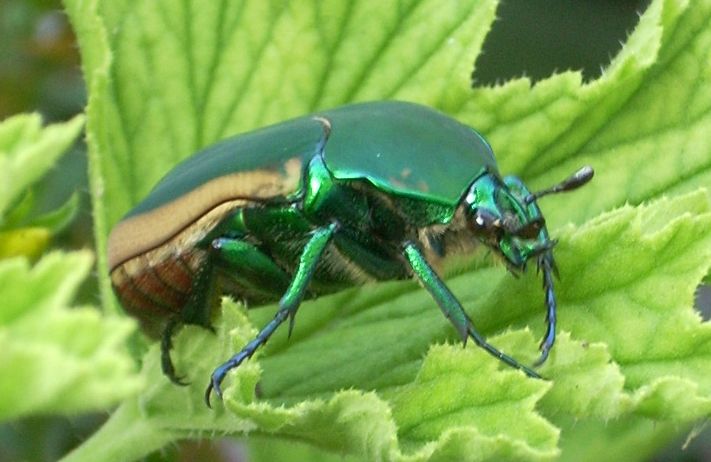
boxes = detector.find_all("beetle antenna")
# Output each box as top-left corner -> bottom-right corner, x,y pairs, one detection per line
525,166 -> 594,204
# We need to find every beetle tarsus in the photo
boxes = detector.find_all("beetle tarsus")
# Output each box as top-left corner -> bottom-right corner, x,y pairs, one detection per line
287,312 -> 297,339
204,331 -> 275,407
205,383 -> 216,408
466,325 -> 543,379
533,345 -> 551,368
534,252 -> 557,368
169,373 -> 190,387
403,242 -> 543,380
204,351 -> 252,407
160,319 -> 190,386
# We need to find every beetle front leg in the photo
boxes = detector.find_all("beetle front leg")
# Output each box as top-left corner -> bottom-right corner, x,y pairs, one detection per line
205,222 -> 338,406
534,251 -> 557,366
402,241 -> 541,379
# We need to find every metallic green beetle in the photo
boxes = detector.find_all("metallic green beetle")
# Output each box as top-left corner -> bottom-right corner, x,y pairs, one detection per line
107,101 -> 593,405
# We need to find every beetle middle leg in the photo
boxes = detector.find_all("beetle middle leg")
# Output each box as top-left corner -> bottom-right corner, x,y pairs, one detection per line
205,222 -> 339,406
402,241 -> 541,379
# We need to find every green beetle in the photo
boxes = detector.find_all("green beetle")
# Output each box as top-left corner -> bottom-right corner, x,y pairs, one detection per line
107,101 -> 593,405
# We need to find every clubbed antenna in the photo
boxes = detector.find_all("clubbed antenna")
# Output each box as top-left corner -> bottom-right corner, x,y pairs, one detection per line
525,166 -> 594,205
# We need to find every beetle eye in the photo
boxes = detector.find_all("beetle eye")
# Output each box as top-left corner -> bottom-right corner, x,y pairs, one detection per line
515,219 -> 543,239
470,209 -> 501,234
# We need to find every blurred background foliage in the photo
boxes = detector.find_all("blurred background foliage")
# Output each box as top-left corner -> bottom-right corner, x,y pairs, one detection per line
0,0 -> 89,258
4,0 -> 709,461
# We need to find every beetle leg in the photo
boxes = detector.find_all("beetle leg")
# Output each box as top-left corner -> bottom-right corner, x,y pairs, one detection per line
402,241 -> 542,379
211,237 -> 291,299
534,251 -> 557,366
180,256 -> 218,329
160,318 -> 189,385
159,258 -> 218,385
205,222 -> 338,406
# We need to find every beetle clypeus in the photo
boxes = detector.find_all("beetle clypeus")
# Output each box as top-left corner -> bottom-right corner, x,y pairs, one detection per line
107,101 -> 593,406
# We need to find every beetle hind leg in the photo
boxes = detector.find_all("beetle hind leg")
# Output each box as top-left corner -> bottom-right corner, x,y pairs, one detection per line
205,223 -> 338,407
160,318 -> 189,385
402,241 -> 542,379
159,256 -> 218,385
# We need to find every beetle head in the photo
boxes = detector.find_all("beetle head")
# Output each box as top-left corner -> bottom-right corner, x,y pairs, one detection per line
463,166 -> 592,366
464,166 -> 593,270
464,173 -> 549,270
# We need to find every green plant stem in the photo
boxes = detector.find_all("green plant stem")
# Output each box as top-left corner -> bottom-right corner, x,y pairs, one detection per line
60,401 -> 175,462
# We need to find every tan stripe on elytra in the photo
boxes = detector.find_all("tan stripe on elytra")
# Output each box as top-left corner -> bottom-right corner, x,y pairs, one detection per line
111,202 -> 223,282
108,159 -> 302,270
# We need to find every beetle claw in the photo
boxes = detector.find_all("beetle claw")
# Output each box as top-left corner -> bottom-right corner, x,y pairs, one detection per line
162,354 -> 190,386
532,344 -> 551,368
169,374 -> 190,387
205,385 -> 213,408
287,312 -> 297,339
204,380 -> 221,408
162,358 -> 191,386
205,372 -> 226,408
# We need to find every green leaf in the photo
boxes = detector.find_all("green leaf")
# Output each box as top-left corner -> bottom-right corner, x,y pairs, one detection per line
2,189 -> 36,229
0,114 -> 84,259
26,192 -> 81,234
62,0 -> 711,460
0,227 -> 50,261
0,114 -> 84,221
0,193 -> 81,260
62,191 -> 711,462
247,436 -> 364,462
456,0 -> 711,228
0,252 -> 142,422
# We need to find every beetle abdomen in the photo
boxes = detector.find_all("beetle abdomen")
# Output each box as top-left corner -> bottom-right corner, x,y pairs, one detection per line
108,161 -> 306,331
111,249 -> 205,331
109,197 -> 258,333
